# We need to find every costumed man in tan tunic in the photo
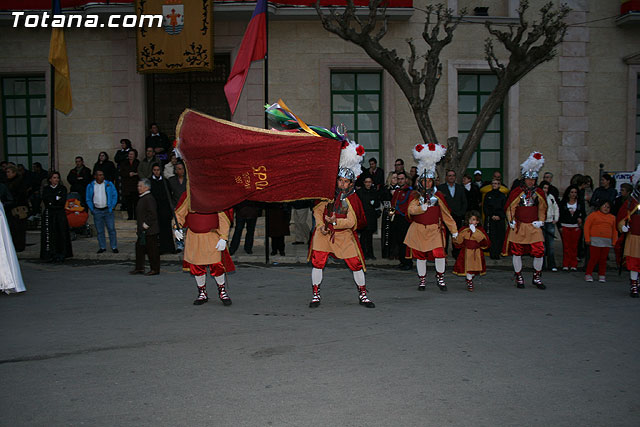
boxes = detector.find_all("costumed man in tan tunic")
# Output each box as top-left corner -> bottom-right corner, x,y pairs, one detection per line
174,192 -> 235,306
502,152 -> 547,289
404,143 -> 458,292
307,140 -> 374,308
616,164 -> 640,298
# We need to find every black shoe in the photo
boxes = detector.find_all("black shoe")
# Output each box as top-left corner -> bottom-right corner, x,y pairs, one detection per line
193,297 -> 208,305
279,250 -> 285,256
112,248 -> 119,254
359,300 -> 376,308
270,250 -> 277,256
97,248 -> 106,254
245,248 -> 253,254
309,301 -> 320,308
221,298 -> 232,306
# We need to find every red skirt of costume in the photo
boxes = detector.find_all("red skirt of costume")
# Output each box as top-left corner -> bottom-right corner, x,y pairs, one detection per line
182,251 -> 236,274
453,248 -> 487,276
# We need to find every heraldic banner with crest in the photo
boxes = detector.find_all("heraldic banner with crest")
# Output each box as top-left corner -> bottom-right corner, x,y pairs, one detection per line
136,0 -> 214,73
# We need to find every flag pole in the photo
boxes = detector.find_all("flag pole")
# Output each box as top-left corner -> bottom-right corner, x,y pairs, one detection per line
264,2 -> 270,265
49,0 -> 56,170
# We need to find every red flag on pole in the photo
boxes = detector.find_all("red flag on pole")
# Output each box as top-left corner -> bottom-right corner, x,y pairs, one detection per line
224,0 -> 267,115
176,109 -> 342,212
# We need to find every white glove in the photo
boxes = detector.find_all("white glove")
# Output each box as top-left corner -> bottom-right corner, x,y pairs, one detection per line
216,239 -> 227,251
469,224 -> 476,233
622,225 -> 630,233
509,220 -> 516,229
174,229 -> 184,241
451,232 -> 458,239
420,203 -> 428,212
532,221 -> 544,228
142,222 -> 149,230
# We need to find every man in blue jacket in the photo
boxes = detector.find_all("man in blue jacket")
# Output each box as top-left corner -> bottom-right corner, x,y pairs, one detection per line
86,170 -> 119,254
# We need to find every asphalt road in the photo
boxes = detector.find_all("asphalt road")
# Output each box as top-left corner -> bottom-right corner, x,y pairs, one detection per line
1,260 -> 639,426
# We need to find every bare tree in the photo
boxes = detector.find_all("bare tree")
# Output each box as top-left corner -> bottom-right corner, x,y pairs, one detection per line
315,0 -> 570,178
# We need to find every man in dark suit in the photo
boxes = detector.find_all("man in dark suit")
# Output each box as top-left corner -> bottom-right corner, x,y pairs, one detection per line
130,178 -> 160,275
67,156 -> 92,203
437,169 -> 467,258
145,123 -> 170,164
462,173 -> 481,212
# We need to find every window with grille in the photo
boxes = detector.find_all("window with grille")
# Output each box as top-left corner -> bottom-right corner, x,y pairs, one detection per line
458,73 -> 504,177
2,76 -> 48,170
331,71 -> 382,166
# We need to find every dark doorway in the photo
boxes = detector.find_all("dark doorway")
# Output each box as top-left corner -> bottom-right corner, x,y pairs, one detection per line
146,53 -> 230,139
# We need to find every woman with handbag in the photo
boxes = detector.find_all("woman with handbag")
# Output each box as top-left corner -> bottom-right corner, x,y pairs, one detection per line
40,171 -> 73,263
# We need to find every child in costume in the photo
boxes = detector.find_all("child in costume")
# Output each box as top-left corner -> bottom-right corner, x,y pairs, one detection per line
616,164 -> 640,297
453,210 -> 490,291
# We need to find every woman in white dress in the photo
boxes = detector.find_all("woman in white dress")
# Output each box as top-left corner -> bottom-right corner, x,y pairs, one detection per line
0,201 -> 26,294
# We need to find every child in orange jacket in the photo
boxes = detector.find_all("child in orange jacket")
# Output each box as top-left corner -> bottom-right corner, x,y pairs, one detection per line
584,201 -> 618,282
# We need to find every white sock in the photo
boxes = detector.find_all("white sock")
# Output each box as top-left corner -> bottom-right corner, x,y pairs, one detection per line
466,273 -> 473,280
631,271 -> 639,281
435,258 -> 445,274
214,274 -> 226,285
533,257 -> 543,271
512,255 -> 522,273
195,275 -> 206,287
312,268 -> 323,285
417,259 -> 427,276
353,269 -> 365,286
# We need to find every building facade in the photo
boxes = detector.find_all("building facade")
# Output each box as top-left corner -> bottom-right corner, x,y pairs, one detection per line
0,0 -> 639,189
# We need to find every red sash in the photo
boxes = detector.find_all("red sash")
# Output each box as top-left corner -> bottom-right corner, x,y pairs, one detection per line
464,239 -> 482,249
515,206 -> 537,223
185,212 -> 219,233
412,206 -> 442,225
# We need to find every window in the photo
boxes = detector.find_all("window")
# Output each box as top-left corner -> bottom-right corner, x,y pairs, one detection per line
458,73 -> 504,177
331,71 -> 382,166
636,75 -> 640,164
2,76 -> 48,170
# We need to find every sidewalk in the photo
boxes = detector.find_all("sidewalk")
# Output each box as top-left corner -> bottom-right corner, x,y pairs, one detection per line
17,211 -> 609,270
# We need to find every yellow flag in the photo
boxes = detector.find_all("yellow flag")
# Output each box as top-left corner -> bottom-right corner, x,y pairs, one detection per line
48,28 -> 72,114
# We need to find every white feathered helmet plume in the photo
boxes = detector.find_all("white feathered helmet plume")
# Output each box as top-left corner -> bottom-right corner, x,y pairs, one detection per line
413,143 -> 447,179
337,140 -> 365,181
520,152 -> 545,179
631,164 -> 640,188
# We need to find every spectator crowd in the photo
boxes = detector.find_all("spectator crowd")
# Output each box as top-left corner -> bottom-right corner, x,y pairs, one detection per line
0,127 -> 631,284
0,123 -> 186,271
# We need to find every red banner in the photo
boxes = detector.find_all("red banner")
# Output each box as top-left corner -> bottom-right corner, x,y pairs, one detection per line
1,0 -> 412,10
268,1 -> 413,6
0,1 -> 134,10
177,109 -> 342,212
